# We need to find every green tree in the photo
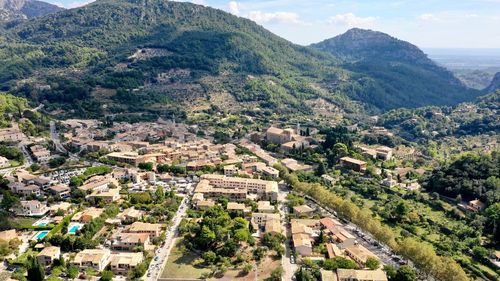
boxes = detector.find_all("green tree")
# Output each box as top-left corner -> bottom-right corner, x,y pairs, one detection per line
155,186 -> 165,202
253,247 -> 267,261
383,265 -> 397,280
138,162 -> 153,171
27,256 -> 45,281
394,265 -> 417,281
365,256 -> 380,270
241,263 -> 253,275
202,251 -> 217,265
267,266 -> 283,281
1,191 -> 19,210
67,265 -> 79,278
100,270 -> 114,281
472,246 -> 489,263
315,161 -> 326,176
485,203 -> 500,242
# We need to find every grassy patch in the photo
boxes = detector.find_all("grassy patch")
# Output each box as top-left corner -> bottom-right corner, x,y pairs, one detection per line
161,239 -> 210,279
8,217 -> 37,229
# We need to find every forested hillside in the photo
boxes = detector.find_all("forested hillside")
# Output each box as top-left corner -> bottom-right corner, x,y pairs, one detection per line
425,152 -> 499,204
311,28 -> 481,109
0,0 -> 484,119
377,91 -> 499,142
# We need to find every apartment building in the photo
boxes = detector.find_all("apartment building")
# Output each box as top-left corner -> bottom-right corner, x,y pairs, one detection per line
200,174 -> 278,201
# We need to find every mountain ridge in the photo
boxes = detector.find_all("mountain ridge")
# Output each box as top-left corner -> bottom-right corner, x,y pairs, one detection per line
0,0 -> 485,118
0,0 -> 63,21
485,72 -> 500,93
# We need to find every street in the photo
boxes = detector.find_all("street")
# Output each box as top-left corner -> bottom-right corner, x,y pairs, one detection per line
301,194 -> 400,267
50,121 -> 67,154
144,183 -> 193,281
277,186 -> 297,281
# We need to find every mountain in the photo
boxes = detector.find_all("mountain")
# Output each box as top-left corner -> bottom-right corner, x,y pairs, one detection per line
0,0 -> 354,118
0,0 -> 63,21
311,28 -> 481,109
485,72 -> 500,93
0,1 -> 484,120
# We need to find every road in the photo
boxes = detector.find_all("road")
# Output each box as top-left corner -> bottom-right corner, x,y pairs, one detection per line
50,121 -> 80,161
277,186 -> 298,281
145,184 -> 193,281
18,142 -> 33,166
50,121 -> 69,155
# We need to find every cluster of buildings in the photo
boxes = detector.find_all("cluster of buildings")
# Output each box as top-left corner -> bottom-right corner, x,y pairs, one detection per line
265,126 -> 314,153
356,145 -> 393,161
62,119 -> 194,144
0,124 -> 26,142
29,204 -> 163,276
291,216 -> 388,281
29,144 -> 52,163
193,174 -> 279,205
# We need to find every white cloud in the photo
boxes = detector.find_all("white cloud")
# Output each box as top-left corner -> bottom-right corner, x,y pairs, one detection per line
328,13 -> 377,28
248,11 -> 302,24
227,1 -> 240,15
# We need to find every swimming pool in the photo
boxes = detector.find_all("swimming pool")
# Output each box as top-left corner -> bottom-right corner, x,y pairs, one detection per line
35,231 -> 49,240
68,225 -> 81,234
37,222 -> 47,227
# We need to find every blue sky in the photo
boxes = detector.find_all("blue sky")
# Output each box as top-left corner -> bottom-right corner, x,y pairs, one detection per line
47,0 -> 500,48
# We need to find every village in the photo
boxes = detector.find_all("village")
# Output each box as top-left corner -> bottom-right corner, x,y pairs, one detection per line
0,118 -> 496,281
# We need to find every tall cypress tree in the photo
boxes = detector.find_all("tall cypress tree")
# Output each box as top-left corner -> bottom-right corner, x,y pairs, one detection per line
27,256 -> 45,281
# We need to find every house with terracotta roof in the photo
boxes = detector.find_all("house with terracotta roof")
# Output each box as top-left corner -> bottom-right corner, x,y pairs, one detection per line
111,232 -> 150,251
252,213 -> 280,231
265,219 -> 282,235
124,222 -> 163,239
13,200 -> 48,216
336,268 -> 388,281
72,249 -> 111,272
110,252 -> 144,275
340,157 -> 367,172
14,185 -> 41,197
293,233 -> 313,257
326,243 -> 343,259
48,184 -> 71,198
87,188 -> 121,203
257,201 -> 275,213
293,204 -> 315,216
37,246 -> 60,267
468,199 -> 486,212
345,244 -> 379,267
117,207 -> 144,222
71,208 -> 104,223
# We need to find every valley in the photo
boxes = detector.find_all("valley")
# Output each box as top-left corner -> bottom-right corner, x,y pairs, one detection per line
0,1 -> 499,281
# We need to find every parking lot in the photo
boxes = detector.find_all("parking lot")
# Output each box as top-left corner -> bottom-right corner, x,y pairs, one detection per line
303,195 -> 402,268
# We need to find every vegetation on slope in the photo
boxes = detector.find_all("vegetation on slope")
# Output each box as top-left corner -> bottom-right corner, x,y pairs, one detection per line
425,152 -> 499,204
311,28 -> 481,110
0,0 -> 484,118
378,91 -> 499,142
